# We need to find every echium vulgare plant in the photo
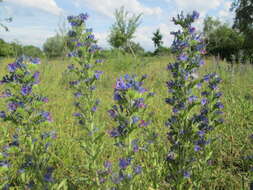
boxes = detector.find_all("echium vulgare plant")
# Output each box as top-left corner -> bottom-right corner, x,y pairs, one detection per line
0,56 -> 57,189
103,74 -> 154,189
66,13 -> 105,188
164,11 -> 224,189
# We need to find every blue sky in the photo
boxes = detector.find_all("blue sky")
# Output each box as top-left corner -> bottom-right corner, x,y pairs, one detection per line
0,0 -> 233,51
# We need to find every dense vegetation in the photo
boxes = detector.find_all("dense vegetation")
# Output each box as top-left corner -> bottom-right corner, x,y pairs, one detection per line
0,0 -> 253,189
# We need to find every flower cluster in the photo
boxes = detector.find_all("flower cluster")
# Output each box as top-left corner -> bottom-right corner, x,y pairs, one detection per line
0,56 -> 56,189
106,75 -> 154,189
165,11 -> 223,188
66,13 -> 105,188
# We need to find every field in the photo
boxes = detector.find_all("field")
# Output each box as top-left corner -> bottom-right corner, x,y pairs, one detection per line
1,54 -> 253,189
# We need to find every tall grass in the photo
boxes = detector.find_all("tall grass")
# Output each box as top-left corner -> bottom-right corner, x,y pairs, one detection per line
0,54 -> 253,189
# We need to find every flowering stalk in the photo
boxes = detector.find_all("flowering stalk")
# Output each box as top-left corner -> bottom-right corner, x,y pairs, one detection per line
165,11 -> 224,189
105,74 -> 154,189
66,13 -> 105,188
0,56 -> 56,189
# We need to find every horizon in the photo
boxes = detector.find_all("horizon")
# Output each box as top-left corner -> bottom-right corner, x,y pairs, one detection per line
0,0 -> 233,51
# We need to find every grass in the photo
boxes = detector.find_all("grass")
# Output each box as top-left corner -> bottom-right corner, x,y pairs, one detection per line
0,54 -> 253,189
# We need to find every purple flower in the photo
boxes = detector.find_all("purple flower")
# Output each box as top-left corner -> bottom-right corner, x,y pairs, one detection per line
104,161 -> 112,170
192,11 -> 200,20
42,97 -> 49,103
189,27 -> 195,34
214,92 -> 222,98
8,63 -> 18,72
139,120 -> 149,127
196,83 -> 202,89
69,81 -> 79,86
73,112 -> 82,117
119,158 -> 131,169
134,165 -> 142,174
79,13 -> 89,21
44,167 -> 54,182
94,70 -> 103,80
214,102 -> 224,109
87,34 -> 95,40
197,130 -> 205,137
74,92 -> 82,97
95,59 -> 103,64
33,72 -> 40,84
132,116 -> 140,124
109,128 -> 120,137
68,64 -> 74,70
178,53 -> 188,61
8,102 -> 18,111
188,95 -> 198,103
115,78 -> 128,90
30,58 -> 40,64
199,59 -> 205,66
0,111 -> 6,118
203,74 -> 212,82
68,30 -> 77,37
21,86 -> 32,96
41,112 -> 52,122
114,93 -> 122,101
194,145 -> 202,152
201,98 -> 208,105
134,98 -> 146,108
91,106 -> 97,112
132,139 -> 139,152
89,44 -> 101,53
108,109 -> 117,118
183,171 -> 191,178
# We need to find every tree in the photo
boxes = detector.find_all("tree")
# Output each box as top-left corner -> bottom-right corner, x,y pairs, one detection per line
10,40 -> 23,57
152,29 -> 163,49
43,34 -> 65,58
23,45 -> 43,57
108,6 -> 142,56
231,0 -> 253,63
56,16 -> 70,59
207,24 -> 244,63
0,38 -> 13,57
124,41 -> 145,55
203,16 -> 221,37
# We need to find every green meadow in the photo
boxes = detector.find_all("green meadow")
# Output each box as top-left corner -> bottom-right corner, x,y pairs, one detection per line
0,54 -> 253,189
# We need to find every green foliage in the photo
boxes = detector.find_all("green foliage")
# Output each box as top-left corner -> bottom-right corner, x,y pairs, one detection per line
108,6 -> 142,56
123,41 -> 145,55
203,16 -> 221,37
204,17 -> 244,63
0,39 -> 43,58
152,29 -> 163,49
23,45 -> 43,57
0,56 -> 253,189
231,0 -> 253,63
154,46 -> 171,56
0,39 -> 13,57
43,35 -> 65,58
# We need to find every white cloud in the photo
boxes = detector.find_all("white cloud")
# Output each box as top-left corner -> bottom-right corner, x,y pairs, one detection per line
1,26 -> 56,48
218,1 -> 234,23
94,32 -> 109,48
166,0 -> 223,12
8,0 -> 63,15
74,0 -> 162,18
134,22 -> 178,51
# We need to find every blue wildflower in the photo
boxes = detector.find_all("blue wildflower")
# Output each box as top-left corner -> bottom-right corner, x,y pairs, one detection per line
119,158 -> 131,169
21,86 -> 32,96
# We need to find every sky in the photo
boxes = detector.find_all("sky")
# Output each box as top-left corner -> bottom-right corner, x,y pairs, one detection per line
0,0 -> 234,51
